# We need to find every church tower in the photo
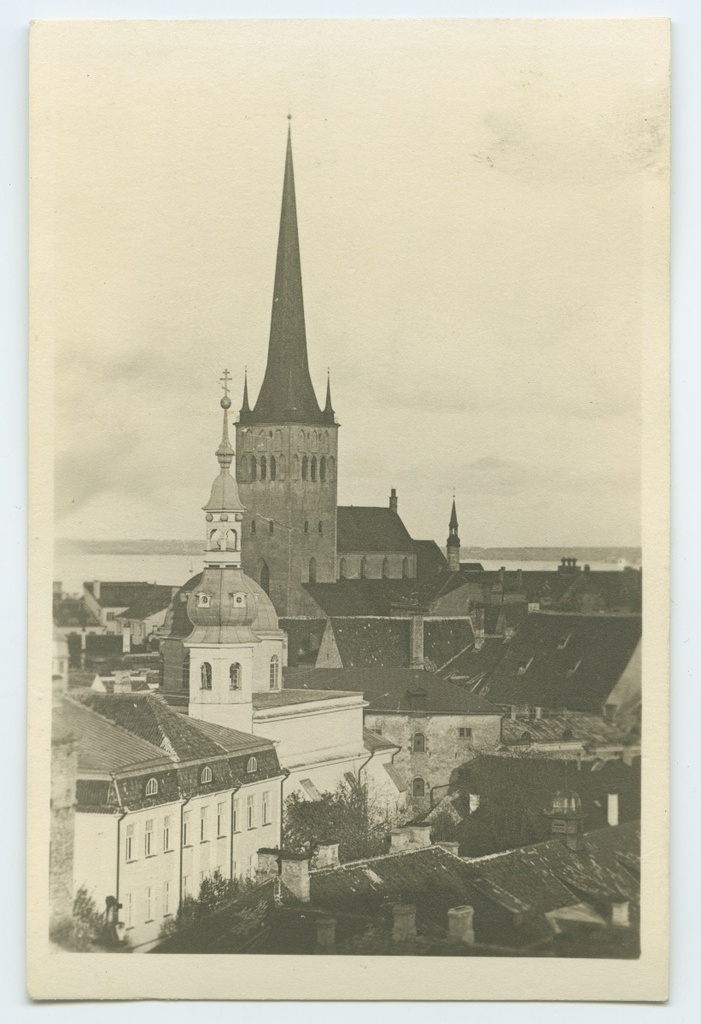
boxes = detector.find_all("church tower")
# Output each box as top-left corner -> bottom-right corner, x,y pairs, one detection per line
236,122 -> 338,615
447,497 -> 461,572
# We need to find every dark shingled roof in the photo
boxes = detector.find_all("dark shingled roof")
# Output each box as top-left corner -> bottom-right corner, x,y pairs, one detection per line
278,617 -> 326,666
55,697 -> 171,775
303,573 -> 471,617
83,581 -> 155,608
412,540 -> 448,577
253,688 -> 362,710
438,637 -> 510,683
476,612 -> 642,712
327,618 -> 411,668
336,507 -> 415,553
500,712 -> 635,748
285,667 -> 501,715
117,585 -> 176,621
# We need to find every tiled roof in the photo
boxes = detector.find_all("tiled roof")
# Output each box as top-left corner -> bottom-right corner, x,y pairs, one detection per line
501,713 -> 635,747
438,637 -> 509,683
476,612 -> 642,712
413,540 -> 448,577
363,728 -> 399,753
55,697 -> 172,775
337,506 -> 415,553
253,688 -> 362,710
117,585 -> 176,621
303,573 -> 471,617
83,581 -> 154,608
424,619 -> 474,670
329,618 -> 410,668
284,667 -> 501,715
279,618 -> 326,666
183,717 -> 279,755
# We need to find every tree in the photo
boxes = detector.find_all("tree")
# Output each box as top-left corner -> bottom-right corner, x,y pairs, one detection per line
284,777 -> 393,863
159,870 -> 252,938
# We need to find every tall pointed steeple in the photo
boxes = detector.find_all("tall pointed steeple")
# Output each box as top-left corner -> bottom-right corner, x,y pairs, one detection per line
323,369 -> 335,419
242,120 -> 330,425
240,368 -> 251,416
447,496 -> 461,572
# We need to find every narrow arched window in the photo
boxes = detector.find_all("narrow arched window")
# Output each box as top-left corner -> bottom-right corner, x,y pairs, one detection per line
145,778 -> 158,797
402,557 -> 410,578
412,732 -> 426,753
328,456 -> 335,480
320,456 -> 326,482
229,663 -> 241,690
250,456 -> 257,481
382,557 -> 390,579
270,456 -> 277,481
201,662 -> 212,690
339,558 -> 347,579
309,558 -> 317,583
246,757 -> 257,774
360,556 -> 369,579
293,455 -> 300,480
274,429 -> 283,448
269,655 -> 279,690
311,456 -> 317,481
304,520 -> 309,534
413,777 -> 426,798
201,766 -> 212,784
302,455 -> 308,481
269,520 -> 274,535
251,519 -> 256,534
278,454 -> 286,480
318,521 -> 323,535
259,561 -> 270,595
260,455 -> 267,480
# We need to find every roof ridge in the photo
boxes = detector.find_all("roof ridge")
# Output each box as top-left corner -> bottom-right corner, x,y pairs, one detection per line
310,844 -> 452,874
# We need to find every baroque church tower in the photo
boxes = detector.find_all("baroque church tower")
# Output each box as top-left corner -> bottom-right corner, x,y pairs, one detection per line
236,122 -> 338,615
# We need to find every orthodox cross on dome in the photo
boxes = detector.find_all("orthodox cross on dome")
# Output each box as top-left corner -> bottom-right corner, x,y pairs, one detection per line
220,368 -> 232,402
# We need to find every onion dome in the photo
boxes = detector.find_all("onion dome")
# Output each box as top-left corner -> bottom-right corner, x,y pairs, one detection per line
186,566 -> 279,644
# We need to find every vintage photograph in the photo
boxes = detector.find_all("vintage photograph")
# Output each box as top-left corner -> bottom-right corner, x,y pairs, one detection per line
29,18 -> 669,1000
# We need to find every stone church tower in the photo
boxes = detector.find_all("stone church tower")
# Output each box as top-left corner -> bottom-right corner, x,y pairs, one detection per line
236,123 -> 338,615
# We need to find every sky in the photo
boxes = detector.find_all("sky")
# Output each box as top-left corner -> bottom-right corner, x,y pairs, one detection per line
40,19 -> 668,547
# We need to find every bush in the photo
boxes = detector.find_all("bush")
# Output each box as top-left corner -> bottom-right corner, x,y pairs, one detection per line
159,870 -> 253,938
284,776 -> 393,863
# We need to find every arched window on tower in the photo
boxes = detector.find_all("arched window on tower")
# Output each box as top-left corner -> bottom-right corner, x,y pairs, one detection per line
309,558 -> 317,583
320,456 -> 326,482
293,455 -> 300,480
339,558 -> 347,579
200,663 -> 212,690
270,456 -> 276,481
304,520 -> 309,534
360,556 -> 369,579
229,663 -> 241,690
274,429 -> 283,448
268,520 -> 274,535
260,456 -> 267,481
412,732 -> 426,753
311,456 -> 317,481
258,560 -> 270,595
251,519 -> 256,534
328,456 -> 335,480
412,777 -> 426,799
402,557 -> 410,578
250,456 -> 257,481
269,656 -> 279,690
302,455 -> 308,481
318,521 -> 323,535
382,557 -> 390,579
226,529 -> 237,550
278,454 -> 286,480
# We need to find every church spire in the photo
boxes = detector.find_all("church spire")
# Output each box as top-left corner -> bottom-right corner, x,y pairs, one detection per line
240,367 -> 251,416
203,371 -> 244,524
323,369 -> 335,419
447,496 -> 461,572
242,120 -> 327,425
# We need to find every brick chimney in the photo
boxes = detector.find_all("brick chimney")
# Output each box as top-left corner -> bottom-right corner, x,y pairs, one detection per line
256,848 -> 280,880
389,488 -> 398,513
312,842 -> 340,870
448,905 -> 475,945
112,671 -> 133,694
280,853 -> 310,902
392,904 -> 416,941
389,825 -> 432,854
607,793 -> 619,827
611,900 -> 630,928
437,841 -> 460,857
316,917 -> 337,952
409,616 -> 424,668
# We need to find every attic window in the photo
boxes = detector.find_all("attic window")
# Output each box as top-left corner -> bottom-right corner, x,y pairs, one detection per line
246,757 -> 258,774
145,777 -> 158,797
566,659 -> 583,678
557,633 -> 572,650
517,657 -> 533,676
520,731 -> 532,743
562,729 -> 574,741
197,593 -> 210,608
200,766 -> 212,784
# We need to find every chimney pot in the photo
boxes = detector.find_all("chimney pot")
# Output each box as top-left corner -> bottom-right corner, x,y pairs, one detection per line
448,905 -> 475,945
256,848 -> 280,880
391,904 -> 416,942
389,488 -> 398,513
607,792 -> 619,827
312,842 -> 340,870
279,853 -> 311,902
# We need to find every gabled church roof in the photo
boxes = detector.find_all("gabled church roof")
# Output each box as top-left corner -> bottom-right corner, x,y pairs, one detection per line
240,124 -> 333,426
336,506 -> 415,553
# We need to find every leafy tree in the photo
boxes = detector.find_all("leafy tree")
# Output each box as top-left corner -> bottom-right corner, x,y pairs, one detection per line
159,870 -> 253,938
284,776 -> 393,863
51,886 -> 130,951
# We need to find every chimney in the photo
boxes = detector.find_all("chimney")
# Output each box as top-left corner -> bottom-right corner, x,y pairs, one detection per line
279,853 -> 310,902
611,900 -> 630,928
607,793 -> 619,827
437,841 -> 460,857
409,616 -> 424,668
391,904 -> 416,942
448,905 -> 475,945
316,917 -> 337,952
498,567 -> 506,584
113,671 -> 132,694
408,825 -> 432,849
312,842 -> 340,870
93,580 -> 101,600
389,488 -> 398,513
535,706 -> 543,720
389,825 -> 431,853
256,848 -> 280,880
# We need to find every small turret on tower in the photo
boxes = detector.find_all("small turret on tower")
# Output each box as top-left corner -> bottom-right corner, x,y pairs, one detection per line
202,370 -> 245,568
447,497 -> 461,572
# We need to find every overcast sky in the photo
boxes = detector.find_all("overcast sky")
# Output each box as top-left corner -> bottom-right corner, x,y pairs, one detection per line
43,19 -> 667,547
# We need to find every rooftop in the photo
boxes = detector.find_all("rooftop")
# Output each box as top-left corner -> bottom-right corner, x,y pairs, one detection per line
253,688 -> 363,710
336,506 -> 415,554
117,585 -> 177,621
83,581 -> 155,608
303,572 -> 471,617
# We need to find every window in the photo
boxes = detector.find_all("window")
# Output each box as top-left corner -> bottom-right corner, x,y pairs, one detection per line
182,875 -> 190,899
145,777 -> 158,797
270,456 -> 277,481
311,456 -> 317,481
145,886 -> 153,922
251,519 -> 256,534
320,456 -> 326,482
458,727 -> 473,740
412,732 -> 426,753
201,765 -> 212,784
562,729 -> 574,741
144,819 -> 154,856
247,794 -> 255,829
250,456 -> 257,481
124,893 -> 132,928
304,520 -> 309,534
318,520 -> 323,534
360,556 -> 369,579
328,456 -> 335,480
269,519 -> 274,535
402,557 -> 410,578
278,454 -> 286,480
382,557 -> 390,579
260,456 -> 267,480
229,663 -> 241,690
197,592 -> 210,608
125,824 -> 135,862
246,756 -> 258,774
163,880 -> 171,917
106,611 -> 115,622
217,802 -> 225,837
262,791 -> 271,825
163,815 -> 171,851
302,455 -> 308,480
200,806 -> 208,842
233,799 -> 241,833
200,662 -> 212,689
259,560 -> 270,595
182,811 -> 191,847
269,656 -> 279,690
308,558 -> 317,584
412,777 -> 426,798
339,558 -> 347,579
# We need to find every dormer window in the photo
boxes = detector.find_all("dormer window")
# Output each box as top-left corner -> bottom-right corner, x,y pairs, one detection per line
197,593 -> 210,608
246,756 -> 258,774
145,777 -> 158,797
200,766 -> 212,784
